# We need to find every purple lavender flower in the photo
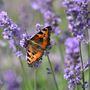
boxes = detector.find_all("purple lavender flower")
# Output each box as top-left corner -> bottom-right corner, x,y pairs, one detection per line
46,67 -> 52,74
20,33 -> 30,49
82,81 -> 88,88
64,37 -> 82,88
84,59 -> 90,70
63,0 -> 89,41
3,70 -> 21,90
46,63 -> 60,74
30,0 -> 61,35
54,63 -> 60,73
0,11 -> 23,57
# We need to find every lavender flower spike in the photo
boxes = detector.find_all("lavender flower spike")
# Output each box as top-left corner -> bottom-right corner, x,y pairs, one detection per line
3,70 -> 21,90
31,0 -> 61,35
63,0 -> 89,41
0,11 -> 23,57
64,37 -> 81,88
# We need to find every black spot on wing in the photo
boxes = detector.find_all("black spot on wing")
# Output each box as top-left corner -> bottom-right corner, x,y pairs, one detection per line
46,26 -> 52,30
32,52 -> 35,55
27,58 -> 31,63
28,50 -> 31,52
43,28 -> 48,31
38,38 -> 43,43
38,31 -> 43,34
27,52 -> 31,58
44,26 -> 52,31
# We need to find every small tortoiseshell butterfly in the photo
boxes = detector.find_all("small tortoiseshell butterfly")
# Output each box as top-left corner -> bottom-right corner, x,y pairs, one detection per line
26,26 -> 52,66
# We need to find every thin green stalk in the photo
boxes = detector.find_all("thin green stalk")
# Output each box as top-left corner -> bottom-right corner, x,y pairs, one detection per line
55,36 -> 64,73
19,58 -> 31,90
79,42 -> 85,90
54,36 -> 68,90
87,29 -> 90,90
46,54 -> 59,90
73,87 -> 75,90
76,85 -> 79,90
33,67 -> 37,90
87,43 -> 90,90
55,36 -> 64,61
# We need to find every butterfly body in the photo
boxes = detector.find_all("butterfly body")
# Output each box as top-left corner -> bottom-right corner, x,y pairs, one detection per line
26,26 -> 52,66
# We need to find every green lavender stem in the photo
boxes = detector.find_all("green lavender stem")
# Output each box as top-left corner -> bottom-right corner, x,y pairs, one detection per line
33,67 -> 37,90
87,29 -> 90,90
87,43 -> 90,90
79,42 -> 85,90
55,36 -> 64,72
55,36 -> 64,61
46,54 -> 59,90
76,85 -> 79,90
19,58 -> 31,90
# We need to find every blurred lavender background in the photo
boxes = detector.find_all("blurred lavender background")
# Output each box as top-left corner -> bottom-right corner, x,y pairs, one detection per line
0,0 -> 90,90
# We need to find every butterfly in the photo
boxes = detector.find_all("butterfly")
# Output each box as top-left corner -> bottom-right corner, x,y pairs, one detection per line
26,26 -> 52,66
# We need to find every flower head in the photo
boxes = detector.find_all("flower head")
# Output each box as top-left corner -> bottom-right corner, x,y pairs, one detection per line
63,0 -> 89,41
3,70 -> 21,90
31,0 -> 61,35
0,11 -> 23,57
64,37 -> 81,88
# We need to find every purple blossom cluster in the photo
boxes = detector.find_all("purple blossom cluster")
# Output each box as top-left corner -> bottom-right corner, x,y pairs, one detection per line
20,33 -> 30,49
0,11 -> 23,57
0,0 -> 90,89
63,0 -> 89,40
64,37 -> 82,88
3,70 -> 21,90
0,11 -> 51,67
31,0 -> 61,35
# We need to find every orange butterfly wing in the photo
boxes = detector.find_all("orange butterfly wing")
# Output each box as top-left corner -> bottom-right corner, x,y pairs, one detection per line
27,26 -> 51,66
